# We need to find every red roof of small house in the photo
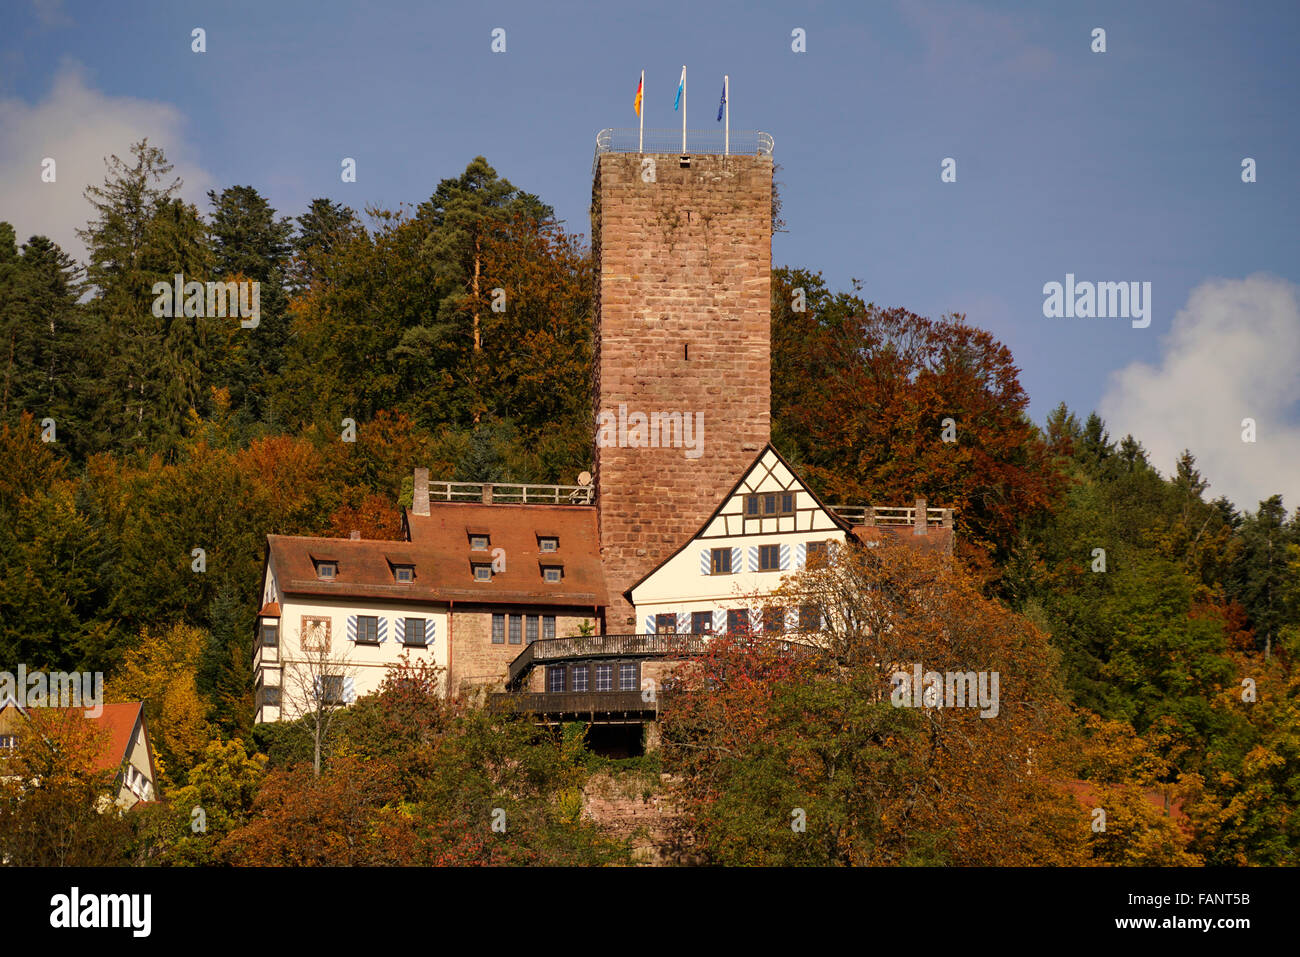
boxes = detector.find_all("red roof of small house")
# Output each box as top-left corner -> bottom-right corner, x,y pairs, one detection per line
1063,779 -> 1188,823
403,503 -> 607,607
851,523 -> 955,556
88,702 -> 146,774
258,601 -> 281,617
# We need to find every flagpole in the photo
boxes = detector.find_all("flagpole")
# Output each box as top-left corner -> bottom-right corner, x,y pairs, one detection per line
639,69 -> 644,153
724,74 -> 729,156
681,65 -> 687,153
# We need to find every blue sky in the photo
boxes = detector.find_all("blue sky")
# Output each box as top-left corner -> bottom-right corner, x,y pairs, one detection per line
2,0 -> 1298,510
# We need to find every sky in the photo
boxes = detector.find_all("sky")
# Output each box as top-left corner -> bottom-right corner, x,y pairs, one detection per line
1,0 -> 1297,513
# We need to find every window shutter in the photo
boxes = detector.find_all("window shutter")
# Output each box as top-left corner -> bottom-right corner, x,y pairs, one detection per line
731,547 -> 742,574
676,611 -> 690,633
377,617 -> 388,643
700,549 -> 711,575
313,676 -> 323,698
752,609 -> 763,634
427,618 -> 437,640
780,544 -> 791,570
644,615 -> 654,635
343,677 -> 356,703
747,546 -> 758,572
712,609 -> 726,633
785,608 -> 799,632
346,615 -> 357,642
395,618 -> 406,645
795,543 -> 806,569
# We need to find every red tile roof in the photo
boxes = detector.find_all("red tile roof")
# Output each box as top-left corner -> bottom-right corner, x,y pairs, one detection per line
89,702 -> 145,773
269,504 -> 607,608
404,503 -> 607,607
851,524 -> 955,556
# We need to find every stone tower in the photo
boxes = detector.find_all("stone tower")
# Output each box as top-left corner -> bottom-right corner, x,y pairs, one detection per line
591,150 -> 773,628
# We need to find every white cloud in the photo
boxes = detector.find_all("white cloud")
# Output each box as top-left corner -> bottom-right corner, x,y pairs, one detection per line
0,62 -> 213,265
1098,274 -> 1300,514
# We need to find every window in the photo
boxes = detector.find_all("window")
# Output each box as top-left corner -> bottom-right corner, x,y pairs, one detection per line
759,544 -> 780,571
473,563 -> 493,581
393,564 -> 414,583
799,604 -> 822,631
315,561 -> 337,580
548,666 -> 566,693
594,664 -> 613,692
764,606 -> 786,635
691,611 -> 713,635
405,618 -> 427,647
509,615 -> 522,645
806,541 -> 829,568
542,615 -> 556,640
543,566 -> 562,583
571,664 -> 588,692
726,609 -> 749,635
0,735 -> 18,750
526,615 -> 539,644
260,622 -> 278,648
538,536 -> 558,552
492,613 -> 505,644
355,615 -> 379,644
319,675 -> 345,705
619,662 -> 638,691
710,548 -> 732,575
259,685 -> 281,708
470,534 -> 490,550
655,613 -> 677,634
746,493 -> 794,517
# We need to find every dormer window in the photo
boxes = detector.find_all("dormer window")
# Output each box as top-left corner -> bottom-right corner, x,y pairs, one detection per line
469,534 -> 490,550
538,536 -> 559,553
315,560 -> 337,580
542,565 -> 562,583
393,564 -> 414,583
472,563 -> 493,581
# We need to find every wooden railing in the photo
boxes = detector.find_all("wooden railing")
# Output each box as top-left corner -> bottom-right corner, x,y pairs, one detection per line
487,690 -> 670,719
829,505 -> 950,527
506,633 -> 706,688
427,480 -> 593,505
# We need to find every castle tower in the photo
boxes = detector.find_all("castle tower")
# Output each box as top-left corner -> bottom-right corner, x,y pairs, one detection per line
592,147 -> 773,628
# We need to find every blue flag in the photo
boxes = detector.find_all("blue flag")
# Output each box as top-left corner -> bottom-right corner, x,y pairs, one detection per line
674,66 -> 685,110
716,78 -> 726,122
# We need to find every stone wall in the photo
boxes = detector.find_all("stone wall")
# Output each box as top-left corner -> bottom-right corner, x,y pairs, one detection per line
592,152 -> 773,626
448,606 -> 598,695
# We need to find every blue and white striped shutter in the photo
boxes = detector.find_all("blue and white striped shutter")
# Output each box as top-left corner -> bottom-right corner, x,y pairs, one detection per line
313,676 -> 322,698
700,549 -> 711,575
346,615 -> 357,643
779,544 -> 791,570
785,608 -> 799,631
731,547 -> 742,574
427,618 -> 437,641
747,546 -> 759,572
752,609 -> 763,634
676,611 -> 690,633
377,617 -> 388,643
343,677 -> 356,703
795,543 -> 806,570
395,618 -> 406,644
644,615 -> 655,635
712,609 -> 726,633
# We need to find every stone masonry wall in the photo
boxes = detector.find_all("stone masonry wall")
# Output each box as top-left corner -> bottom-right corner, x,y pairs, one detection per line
592,152 -> 773,627
448,606 -> 598,695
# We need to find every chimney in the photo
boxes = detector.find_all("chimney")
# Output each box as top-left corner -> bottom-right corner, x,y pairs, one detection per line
914,497 -> 928,535
412,467 -> 430,516
349,529 -> 360,540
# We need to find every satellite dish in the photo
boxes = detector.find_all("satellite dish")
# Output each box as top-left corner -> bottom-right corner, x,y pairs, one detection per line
577,471 -> 592,486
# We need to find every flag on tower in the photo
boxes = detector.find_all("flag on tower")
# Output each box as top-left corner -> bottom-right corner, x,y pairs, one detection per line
634,74 -> 643,117
674,66 -> 685,110
717,78 -> 726,122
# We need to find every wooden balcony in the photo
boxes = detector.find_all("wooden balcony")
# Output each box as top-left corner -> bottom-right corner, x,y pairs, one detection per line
487,690 -> 670,724
506,633 -> 706,688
